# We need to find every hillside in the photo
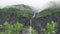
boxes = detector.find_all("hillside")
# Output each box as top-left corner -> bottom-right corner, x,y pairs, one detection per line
0,4 -> 34,18
35,7 -> 60,18
0,4 -> 60,34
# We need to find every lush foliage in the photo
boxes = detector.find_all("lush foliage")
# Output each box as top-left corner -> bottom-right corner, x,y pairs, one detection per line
36,8 -> 60,18
41,21 -> 57,34
0,4 -> 34,18
32,29 -> 37,34
46,21 -> 57,34
0,21 -> 24,34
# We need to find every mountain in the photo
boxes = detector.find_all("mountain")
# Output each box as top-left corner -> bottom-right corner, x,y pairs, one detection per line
35,7 -> 60,18
0,4 -> 34,18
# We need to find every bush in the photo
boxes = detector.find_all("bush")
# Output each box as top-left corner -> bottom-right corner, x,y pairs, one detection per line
0,21 -> 24,34
41,21 -> 57,34
32,29 -> 37,34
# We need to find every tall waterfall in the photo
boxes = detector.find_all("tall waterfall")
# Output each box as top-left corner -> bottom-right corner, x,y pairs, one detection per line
29,13 -> 36,34
29,19 -> 32,34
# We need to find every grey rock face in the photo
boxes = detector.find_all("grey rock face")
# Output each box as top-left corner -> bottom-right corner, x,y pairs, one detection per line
22,28 -> 29,34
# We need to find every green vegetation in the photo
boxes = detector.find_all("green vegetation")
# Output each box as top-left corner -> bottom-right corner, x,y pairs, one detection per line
0,4 -> 34,18
0,21 -> 24,34
32,29 -> 37,34
0,4 -> 59,34
0,21 -> 58,34
41,21 -> 57,34
36,8 -> 60,18
0,21 -> 37,34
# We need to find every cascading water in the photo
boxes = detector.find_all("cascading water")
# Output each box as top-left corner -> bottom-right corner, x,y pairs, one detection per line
29,13 -> 36,34
29,19 -> 32,34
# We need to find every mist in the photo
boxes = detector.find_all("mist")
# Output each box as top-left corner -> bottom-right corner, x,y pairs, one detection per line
0,0 -> 60,13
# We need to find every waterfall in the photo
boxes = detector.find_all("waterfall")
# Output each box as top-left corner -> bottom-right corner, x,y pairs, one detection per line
29,13 -> 36,34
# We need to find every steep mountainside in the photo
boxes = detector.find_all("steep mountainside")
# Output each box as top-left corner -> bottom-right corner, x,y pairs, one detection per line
0,4 -> 34,18
32,7 -> 60,34
0,4 -> 34,26
0,4 -> 60,34
35,7 -> 60,18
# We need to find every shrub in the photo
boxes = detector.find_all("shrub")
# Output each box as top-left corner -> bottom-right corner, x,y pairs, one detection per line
13,22 -> 24,34
32,29 -> 37,34
0,32 -> 4,34
41,21 -> 57,34
0,21 -> 24,34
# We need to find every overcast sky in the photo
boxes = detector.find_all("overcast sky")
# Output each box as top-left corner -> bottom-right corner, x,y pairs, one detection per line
0,0 -> 59,12
0,0 -> 58,8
